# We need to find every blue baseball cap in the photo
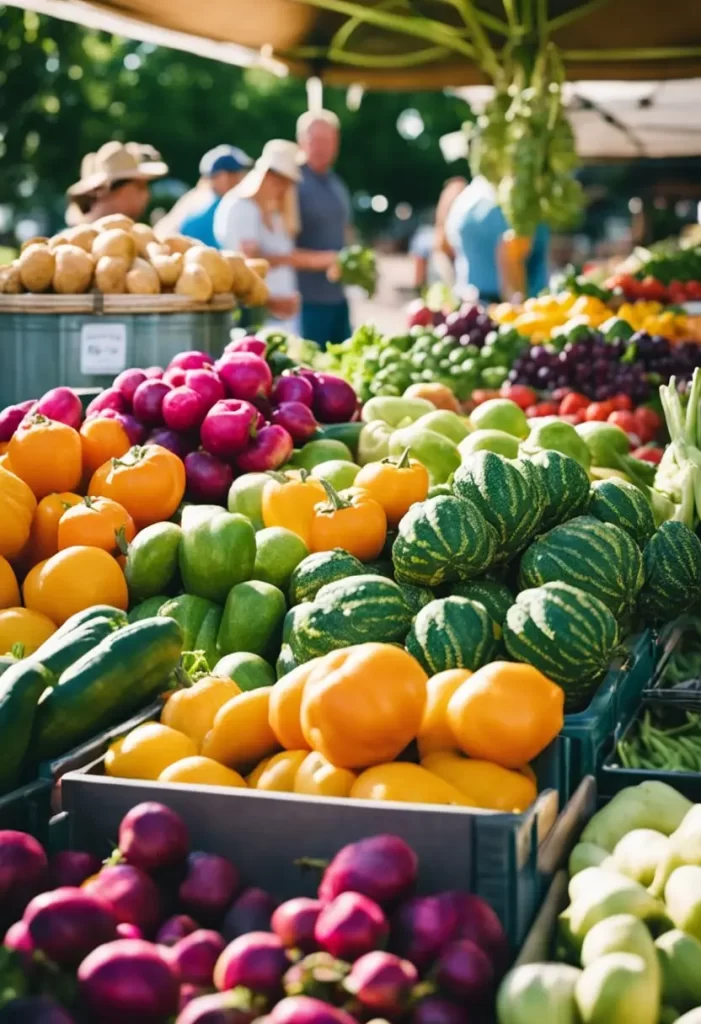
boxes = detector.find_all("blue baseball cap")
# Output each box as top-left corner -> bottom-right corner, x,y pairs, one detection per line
199,145 -> 252,177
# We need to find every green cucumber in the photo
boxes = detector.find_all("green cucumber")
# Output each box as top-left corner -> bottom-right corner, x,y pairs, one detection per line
27,615 -> 124,678
179,507 -> 256,603
0,654 -> 19,679
31,617 -> 184,760
312,422 -> 364,457
195,605 -> 223,670
45,606 -> 128,645
124,522 -> 182,601
159,595 -> 220,652
217,581 -> 287,660
0,661 -> 56,792
128,596 -> 169,623
213,652 -> 276,691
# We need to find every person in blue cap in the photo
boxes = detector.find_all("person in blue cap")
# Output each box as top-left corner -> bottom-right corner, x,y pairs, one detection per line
171,145 -> 252,247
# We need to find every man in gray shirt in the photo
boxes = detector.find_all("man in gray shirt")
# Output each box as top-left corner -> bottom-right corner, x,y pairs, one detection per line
296,110 -> 352,348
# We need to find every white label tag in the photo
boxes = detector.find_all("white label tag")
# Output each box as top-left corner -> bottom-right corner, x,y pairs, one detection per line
80,323 -> 127,375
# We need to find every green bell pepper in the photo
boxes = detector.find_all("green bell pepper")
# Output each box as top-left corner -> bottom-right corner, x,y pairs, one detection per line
357,420 -> 393,465
389,424 -> 461,485
361,395 -> 435,427
414,410 -> 471,446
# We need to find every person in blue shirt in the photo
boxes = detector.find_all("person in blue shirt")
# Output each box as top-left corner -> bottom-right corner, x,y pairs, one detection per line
176,145 -> 252,247
446,176 -> 550,302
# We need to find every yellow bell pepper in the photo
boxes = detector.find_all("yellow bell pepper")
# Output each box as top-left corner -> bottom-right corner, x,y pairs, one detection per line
105,723 -> 197,780
416,669 -> 471,758
252,750 -> 308,792
268,660 -> 318,751
159,756 -> 248,789
421,751 -> 537,813
447,661 -> 564,769
247,756 -> 272,786
201,688 -> 280,769
300,643 -> 427,769
350,762 -> 470,806
293,751 -> 356,798
161,677 -> 241,749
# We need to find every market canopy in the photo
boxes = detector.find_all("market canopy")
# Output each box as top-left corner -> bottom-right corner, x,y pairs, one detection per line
6,0 -> 701,89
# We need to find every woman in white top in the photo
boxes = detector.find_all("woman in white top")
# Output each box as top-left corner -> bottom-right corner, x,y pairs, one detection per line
214,140 -> 337,333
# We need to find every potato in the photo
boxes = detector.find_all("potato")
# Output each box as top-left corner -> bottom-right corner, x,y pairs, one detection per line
65,226 -> 99,253
131,223 -> 157,256
185,245 -> 234,293
18,244 -> 55,293
246,258 -> 270,281
95,255 -> 128,294
231,263 -> 258,300
52,245 -> 94,294
221,250 -> 250,292
94,214 -> 134,232
175,264 -> 213,303
145,241 -> 170,260
125,258 -> 161,295
243,276 -> 269,308
92,229 -> 135,263
150,251 -> 183,288
20,236 -> 49,252
1,262 -> 23,294
163,234 -> 196,255
48,235 -> 70,251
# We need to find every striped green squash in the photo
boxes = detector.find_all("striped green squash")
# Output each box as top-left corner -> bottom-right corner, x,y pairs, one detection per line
392,495 -> 497,587
504,581 -> 620,710
450,580 -> 514,626
639,520 -> 701,622
288,549 -> 366,606
518,515 -> 643,619
289,575 -> 412,664
398,583 -> 435,616
276,643 -> 297,679
528,449 -> 590,531
452,451 -> 543,561
587,479 -> 656,549
405,597 -> 501,674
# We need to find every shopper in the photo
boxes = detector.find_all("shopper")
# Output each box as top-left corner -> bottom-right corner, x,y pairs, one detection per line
296,110 -> 352,347
176,146 -> 252,246
66,141 -> 167,225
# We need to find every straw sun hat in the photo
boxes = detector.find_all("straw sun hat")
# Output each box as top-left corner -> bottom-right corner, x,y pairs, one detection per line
67,140 -> 168,197
234,139 -> 302,236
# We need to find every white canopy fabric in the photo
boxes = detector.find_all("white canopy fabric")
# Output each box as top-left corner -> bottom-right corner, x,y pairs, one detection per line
446,79 -> 701,161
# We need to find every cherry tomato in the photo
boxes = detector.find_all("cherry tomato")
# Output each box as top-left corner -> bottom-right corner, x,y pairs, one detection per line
633,406 -> 662,443
559,392 -> 590,416
639,276 -> 668,303
686,280 -> 701,301
631,446 -> 663,464
525,405 -> 540,419
500,383 -> 538,410
551,387 -> 571,402
559,414 -> 582,425
668,280 -> 688,305
611,394 -> 633,412
608,410 -> 637,433
533,401 -> 559,417
472,389 -> 502,406
585,401 -> 616,422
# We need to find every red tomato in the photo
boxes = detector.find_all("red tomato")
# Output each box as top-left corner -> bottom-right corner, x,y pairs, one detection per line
611,394 -> 633,412
559,414 -> 581,425
551,387 -> 571,402
631,446 -> 663,464
639,276 -> 668,303
633,406 -> 662,443
472,389 -> 502,406
585,401 -> 616,422
686,280 -> 701,300
500,383 -> 537,410
525,405 -> 539,419
608,273 -> 641,300
608,410 -> 637,433
668,280 -> 688,304
533,401 -> 559,417
559,392 -> 590,416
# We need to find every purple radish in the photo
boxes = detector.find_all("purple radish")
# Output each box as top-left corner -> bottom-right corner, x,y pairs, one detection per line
269,996 -> 357,1024
271,898 -> 322,953
0,997 -> 77,1023
434,939 -> 494,1002
119,801 -> 189,872
319,834 -> 418,908
186,369 -> 225,411
164,366 -> 188,388
98,408 -> 147,445
314,892 -> 388,962
225,336 -> 267,358
271,402 -> 318,443
84,864 -> 161,935
0,829 -> 47,925
411,996 -> 471,1024
170,929 -> 226,986
179,852 -> 240,926
157,914 -> 199,947
86,387 -> 127,418
272,373 -> 314,409
391,893 -> 461,969
146,427 -> 195,458
176,989 -> 264,1024
133,379 -> 172,425
185,450 -> 233,503
117,922 -> 144,939
0,404 -> 29,441
24,886 -> 118,966
222,887 -> 276,940
78,939 -> 179,1023
48,850 -> 102,889
169,351 -> 214,372
178,984 -> 209,1013
113,368 -> 147,404
235,425 -> 292,473
144,366 -> 164,379
344,950 -> 417,1014
36,387 -> 82,429
216,353 -> 272,402
214,932 -> 287,994
4,918 -> 35,969
200,399 -> 259,459
309,374 -> 357,423
451,892 -> 508,972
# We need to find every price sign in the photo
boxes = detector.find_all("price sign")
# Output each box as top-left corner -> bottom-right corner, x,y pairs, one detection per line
80,323 -> 128,376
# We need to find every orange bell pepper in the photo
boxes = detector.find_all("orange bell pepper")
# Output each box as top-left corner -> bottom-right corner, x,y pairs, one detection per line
350,762 -> 470,806
417,669 -> 471,758
421,751 -> 537,812
27,492 -> 82,566
57,496 -> 136,555
8,415 -> 82,500
293,751 -> 356,798
354,449 -> 429,528
309,482 -> 387,562
261,470 -> 326,546
89,444 -> 185,529
268,659 -> 319,751
0,464 -> 37,561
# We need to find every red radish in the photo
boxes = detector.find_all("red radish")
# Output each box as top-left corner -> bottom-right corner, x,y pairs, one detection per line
164,366 -> 188,388
117,922 -> 144,939
113,368 -> 147,403
186,369 -> 225,411
451,892 -> 508,971
272,373 -> 314,408
144,366 -> 164,379
632,445 -> 663,464
171,929 -> 227,986
216,353 -> 273,402
179,852 -> 240,925
391,893 -> 461,969
163,386 -> 208,432
4,918 -> 34,955
214,931 -> 287,994
269,996 -> 357,1024
98,408 -> 147,445
48,850 -> 102,889
0,997 -> 77,1022
36,387 -> 82,429
309,374 -> 356,424
86,387 -> 127,418
176,989 -> 263,1024
118,801 -> 189,872
343,950 -> 417,1014
314,892 -> 388,962
433,939 -> 494,1001
84,864 -> 161,934
78,939 -> 179,1023
272,898 -> 321,953
271,402 -> 318,443
157,914 -> 199,947
222,887 -> 277,940
319,834 -> 418,907
412,997 -> 470,1024
169,351 -> 214,372
0,830 -> 47,925
133,379 -> 172,425
178,984 -> 209,1013
24,886 -> 118,966
407,301 -> 434,329
146,427 -> 195,458
225,336 -> 268,358
235,425 -> 292,473
185,450 -> 233,503
0,404 -> 29,441
200,399 -> 259,459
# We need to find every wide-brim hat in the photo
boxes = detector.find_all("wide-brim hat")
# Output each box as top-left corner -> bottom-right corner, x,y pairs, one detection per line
68,140 -> 168,197
235,140 -> 302,200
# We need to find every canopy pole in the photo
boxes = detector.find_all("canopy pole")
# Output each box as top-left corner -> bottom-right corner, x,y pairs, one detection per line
306,76 -> 324,110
